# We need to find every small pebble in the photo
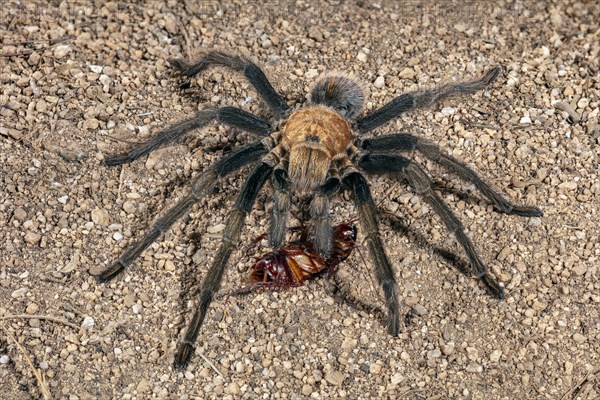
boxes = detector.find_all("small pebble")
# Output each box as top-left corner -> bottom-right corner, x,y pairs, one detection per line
427,348 -> 441,360
224,382 -> 240,395
305,69 -> 319,79
91,208 -> 110,226
390,372 -> 403,385
374,76 -> 385,88
489,350 -> 502,362
398,67 -> 415,79
325,370 -> 344,385
466,362 -> 483,373
572,333 -> 586,343
53,44 -> 71,58
26,303 -> 39,315
11,288 -> 28,298
81,316 -> 95,329
13,207 -> 27,221
207,224 -> 226,234
302,384 -> 313,396
413,304 -> 427,316
520,116 -> 531,124
24,232 -> 41,244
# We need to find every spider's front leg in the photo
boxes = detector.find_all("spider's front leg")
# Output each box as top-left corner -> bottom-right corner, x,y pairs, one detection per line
104,107 -> 271,166
355,67 -> 500,134
175,162 -> 272,369
170,50 -> 290,118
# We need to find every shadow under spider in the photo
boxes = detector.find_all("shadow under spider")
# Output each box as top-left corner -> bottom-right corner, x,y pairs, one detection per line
381,212 -> 472,277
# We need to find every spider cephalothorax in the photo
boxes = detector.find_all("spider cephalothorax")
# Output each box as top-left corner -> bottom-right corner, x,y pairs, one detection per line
282,106 -> 355,193
96,50 -> 541,369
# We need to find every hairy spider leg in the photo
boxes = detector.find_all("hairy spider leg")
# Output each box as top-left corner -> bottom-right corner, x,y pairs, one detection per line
355,67 -> 500,134
97,142 -> 268,282
269,168 -> 291,249
170,50 -> 290,118
343,172 -> 401,336
309,174 -> 342,255
104,107 -> 271,166
175,162 -> 273,369
361,134 -> 542,217
357,152 -> 505,298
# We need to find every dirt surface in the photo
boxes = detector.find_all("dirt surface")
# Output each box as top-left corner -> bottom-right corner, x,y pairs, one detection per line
1,1 -> 599,399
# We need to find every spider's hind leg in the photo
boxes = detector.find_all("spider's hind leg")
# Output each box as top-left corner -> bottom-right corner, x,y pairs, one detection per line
357,153 -> 504,299
401,162 -> 505,298
309,72 -> 367,119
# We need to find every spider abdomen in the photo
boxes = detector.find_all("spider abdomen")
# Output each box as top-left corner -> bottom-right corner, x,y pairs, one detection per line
283,107 -> 355,193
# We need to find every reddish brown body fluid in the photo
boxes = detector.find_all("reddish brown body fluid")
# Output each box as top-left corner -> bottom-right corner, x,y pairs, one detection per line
235,223 -> 357,294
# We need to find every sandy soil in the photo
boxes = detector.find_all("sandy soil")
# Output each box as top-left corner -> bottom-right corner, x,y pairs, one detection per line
1,1 -> 599,399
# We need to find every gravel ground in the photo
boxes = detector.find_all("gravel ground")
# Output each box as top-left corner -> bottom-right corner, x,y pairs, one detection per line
1,1 -> 599,399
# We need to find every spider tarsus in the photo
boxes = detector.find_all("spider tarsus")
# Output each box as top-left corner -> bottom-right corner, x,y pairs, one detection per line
481,274 -> 505,300
387,316 -> 401,337
168,58 -> 189,73
103,154 -> 130,167
508,206 -> 543,218
97,261 -> 126,283
482,66 -> 501,85
173,344 -> 194,370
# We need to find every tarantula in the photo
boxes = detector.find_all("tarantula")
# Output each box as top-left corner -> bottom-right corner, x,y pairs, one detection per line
97,50 -> 541,368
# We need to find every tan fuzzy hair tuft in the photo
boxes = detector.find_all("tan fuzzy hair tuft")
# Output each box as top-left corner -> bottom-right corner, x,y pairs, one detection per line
287,145 -> 331,194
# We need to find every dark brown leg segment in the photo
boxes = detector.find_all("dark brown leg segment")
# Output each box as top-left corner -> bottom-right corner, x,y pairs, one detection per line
355,68 -> 500,134
175,162 -> 272,369
343,172 -> 401,336
97,142 -> 268,282
269,168 -> 290,249
401,163 -> 504,298
310,176 -> 341,256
